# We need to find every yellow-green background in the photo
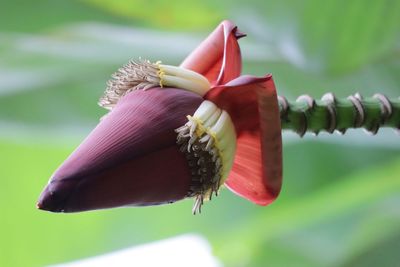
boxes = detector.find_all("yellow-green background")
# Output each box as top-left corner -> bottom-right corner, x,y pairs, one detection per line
1,0 -> 400,266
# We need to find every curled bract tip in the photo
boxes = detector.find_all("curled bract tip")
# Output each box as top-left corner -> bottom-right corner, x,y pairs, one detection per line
180,20 -> 243,86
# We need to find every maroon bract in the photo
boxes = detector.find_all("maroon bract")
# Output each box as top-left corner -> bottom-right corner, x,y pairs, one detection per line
38,89 -> 203,212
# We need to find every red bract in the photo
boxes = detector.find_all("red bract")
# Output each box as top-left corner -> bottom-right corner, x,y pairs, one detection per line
181,20 -> 282,205
180,20 -> 244,85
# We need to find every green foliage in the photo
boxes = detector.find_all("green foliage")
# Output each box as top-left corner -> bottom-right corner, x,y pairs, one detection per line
0,0 -> 399,266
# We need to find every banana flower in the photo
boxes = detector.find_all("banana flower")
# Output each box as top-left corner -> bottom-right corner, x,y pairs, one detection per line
37,20 -> 282,214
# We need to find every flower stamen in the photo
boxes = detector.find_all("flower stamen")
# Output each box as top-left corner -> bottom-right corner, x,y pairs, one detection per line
99,59 -> 211,110
175,100 -> 237,214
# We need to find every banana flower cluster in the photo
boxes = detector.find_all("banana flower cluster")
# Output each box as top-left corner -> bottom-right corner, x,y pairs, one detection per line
37,20 -> 282,214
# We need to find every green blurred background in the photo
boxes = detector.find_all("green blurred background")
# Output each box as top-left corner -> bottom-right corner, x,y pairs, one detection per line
1,0 -> 400,266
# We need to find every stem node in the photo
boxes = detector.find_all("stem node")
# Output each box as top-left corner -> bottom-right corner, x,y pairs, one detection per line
279,93 -> 400,136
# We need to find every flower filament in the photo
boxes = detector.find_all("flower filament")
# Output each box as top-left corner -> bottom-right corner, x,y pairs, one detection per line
175,100 -> 237,214
99,59 -> 210,109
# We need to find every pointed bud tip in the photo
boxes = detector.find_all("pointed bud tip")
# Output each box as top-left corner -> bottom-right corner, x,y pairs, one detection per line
36,180 -> 72,213
36,192 -> 63,213
234,30 -> 246,39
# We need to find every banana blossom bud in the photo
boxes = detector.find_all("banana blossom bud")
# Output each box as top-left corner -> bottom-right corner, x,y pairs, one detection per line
37,20 -> 282,214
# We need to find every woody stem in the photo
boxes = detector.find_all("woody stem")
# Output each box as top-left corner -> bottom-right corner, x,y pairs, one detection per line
278,93 -> 400,136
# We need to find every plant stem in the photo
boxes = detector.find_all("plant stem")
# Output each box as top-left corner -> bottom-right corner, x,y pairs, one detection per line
278,93 -> 400,136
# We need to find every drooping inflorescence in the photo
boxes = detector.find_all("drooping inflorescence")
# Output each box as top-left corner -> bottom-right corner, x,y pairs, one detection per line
37,21 -> 284,216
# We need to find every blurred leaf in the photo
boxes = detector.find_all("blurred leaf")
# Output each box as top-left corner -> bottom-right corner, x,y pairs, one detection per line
342,231 -> 400,267
0,0 -> 131,33
299,0 -> 400,74
80,0 -> 223,30
215,156 -> 400,266
0,141 -> 110,267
